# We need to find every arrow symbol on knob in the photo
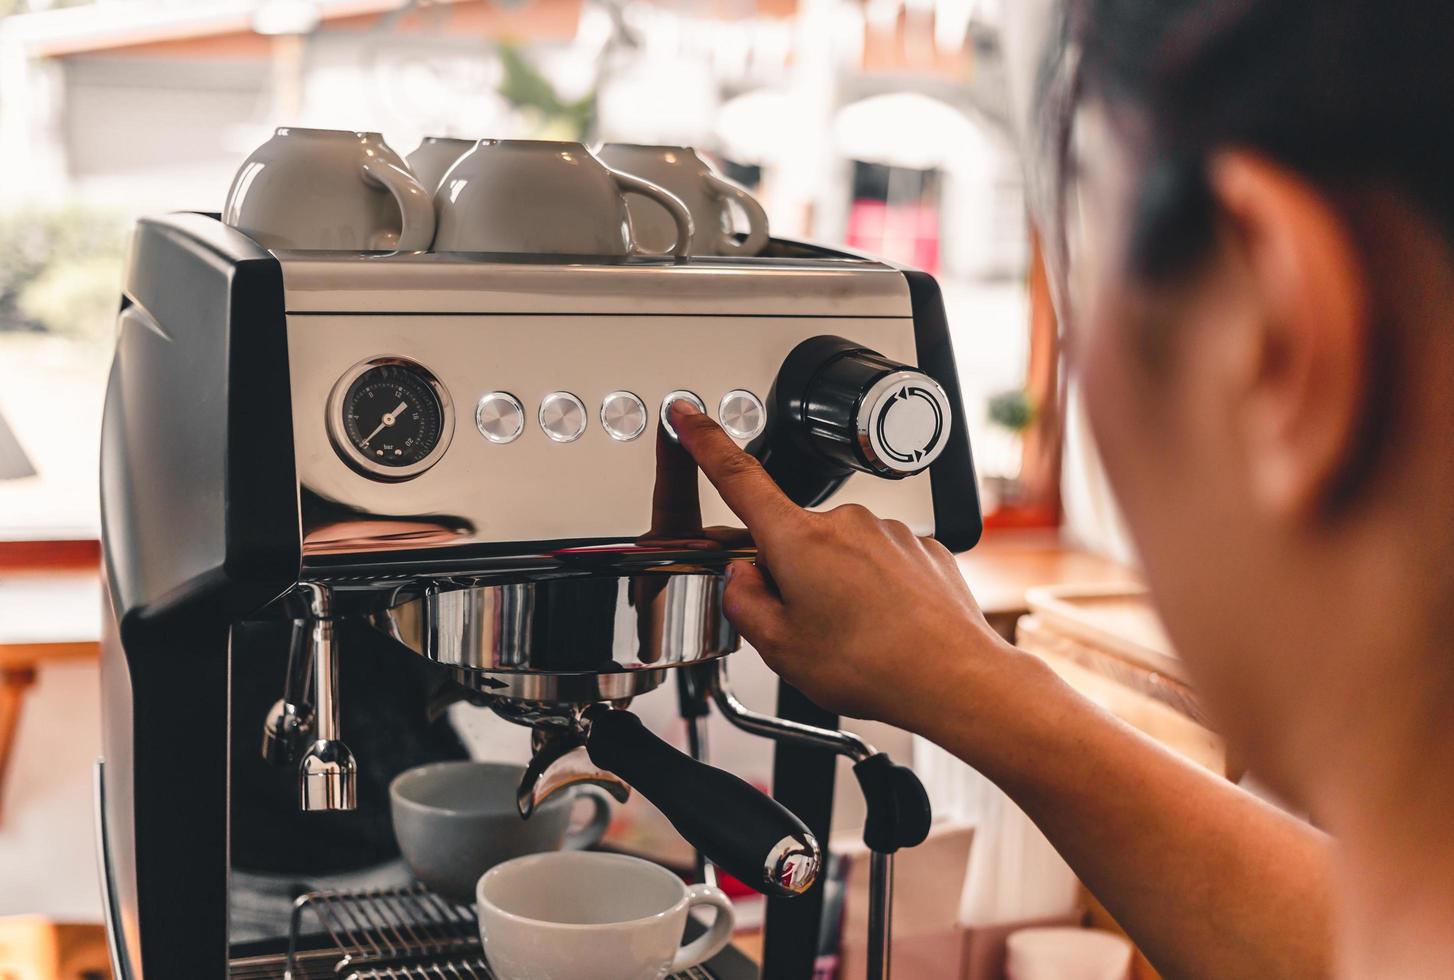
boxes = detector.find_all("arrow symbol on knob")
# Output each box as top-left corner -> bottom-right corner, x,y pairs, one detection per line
876,385 -> 945,466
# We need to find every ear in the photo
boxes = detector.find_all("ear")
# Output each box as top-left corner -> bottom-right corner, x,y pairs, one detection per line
1209,151 -> 1372,518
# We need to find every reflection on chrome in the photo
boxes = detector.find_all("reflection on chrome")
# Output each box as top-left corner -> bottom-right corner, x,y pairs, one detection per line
372,573 -> 739,676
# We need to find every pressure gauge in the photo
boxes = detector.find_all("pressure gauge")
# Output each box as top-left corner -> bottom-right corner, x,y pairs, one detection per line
327,357 -> 454,480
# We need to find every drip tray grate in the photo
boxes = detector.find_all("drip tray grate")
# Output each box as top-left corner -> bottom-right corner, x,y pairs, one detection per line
227,883 -> 717,979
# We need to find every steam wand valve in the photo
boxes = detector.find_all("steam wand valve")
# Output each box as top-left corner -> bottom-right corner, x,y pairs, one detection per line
710,660 -> 932,980
296,584 -> 357,812
261,618 -> 314,766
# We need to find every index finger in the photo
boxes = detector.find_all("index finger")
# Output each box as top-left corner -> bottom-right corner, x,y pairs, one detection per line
668,400 -> 802,539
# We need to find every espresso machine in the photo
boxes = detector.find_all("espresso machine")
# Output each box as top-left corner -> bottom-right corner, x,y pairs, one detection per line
97,197 -> 981,977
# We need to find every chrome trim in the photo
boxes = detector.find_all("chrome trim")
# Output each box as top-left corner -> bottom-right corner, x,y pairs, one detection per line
373,574 -> 738,678
275,248 -> 911,317
765,832 -> 822,896
712,660 -> 875,762
449,667 -> 670,702
868,851 -> 895,980
324,355 -> 455,481
296,586 -> 357,811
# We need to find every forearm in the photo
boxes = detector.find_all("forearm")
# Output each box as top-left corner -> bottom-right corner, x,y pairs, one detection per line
919,647 -> 1334,980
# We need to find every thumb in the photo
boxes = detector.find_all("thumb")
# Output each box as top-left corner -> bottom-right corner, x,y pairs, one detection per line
721,560 -> 786,652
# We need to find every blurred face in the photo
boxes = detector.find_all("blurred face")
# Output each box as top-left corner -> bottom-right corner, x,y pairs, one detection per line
1060,102 -> 1327,786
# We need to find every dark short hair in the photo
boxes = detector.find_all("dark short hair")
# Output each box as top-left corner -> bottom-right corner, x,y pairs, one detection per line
1073,0 -> 1454,279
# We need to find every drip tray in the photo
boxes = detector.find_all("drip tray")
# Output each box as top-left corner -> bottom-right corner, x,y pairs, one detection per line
227,883 -> 746,979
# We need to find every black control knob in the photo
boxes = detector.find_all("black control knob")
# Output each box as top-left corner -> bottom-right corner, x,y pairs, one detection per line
782,336 -> 952,478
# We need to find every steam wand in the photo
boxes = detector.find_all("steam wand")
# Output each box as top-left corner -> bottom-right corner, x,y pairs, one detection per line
296,583 -> 357,812
710,660 -> 932,980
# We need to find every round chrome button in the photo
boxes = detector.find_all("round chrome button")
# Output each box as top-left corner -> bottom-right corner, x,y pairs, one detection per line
600,390 -> 648,442
539,391 -> 588,443
660,389 -> 707,442
475,391 -> 524,444
718,389 -> 766,441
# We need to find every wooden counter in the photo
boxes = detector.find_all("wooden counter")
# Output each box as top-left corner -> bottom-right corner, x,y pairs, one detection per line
0,565 -> 101,823
956,531 -> 1141,639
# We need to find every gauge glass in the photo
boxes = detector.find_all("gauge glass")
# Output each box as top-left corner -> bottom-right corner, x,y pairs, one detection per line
338,362 -> 445,471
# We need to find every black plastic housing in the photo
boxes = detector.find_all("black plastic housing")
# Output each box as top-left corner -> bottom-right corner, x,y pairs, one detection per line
98,213 -> 300,979
94,218 -> 980,978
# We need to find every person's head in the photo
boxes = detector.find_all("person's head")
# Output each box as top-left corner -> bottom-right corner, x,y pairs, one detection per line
1055,0 -> 1454,805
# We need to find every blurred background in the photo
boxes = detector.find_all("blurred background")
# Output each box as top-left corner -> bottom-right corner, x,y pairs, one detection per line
0,0 -> 1081,972
0,0 -> 1048,543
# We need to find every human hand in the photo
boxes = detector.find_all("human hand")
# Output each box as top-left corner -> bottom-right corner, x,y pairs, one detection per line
668,401 -> 1017,732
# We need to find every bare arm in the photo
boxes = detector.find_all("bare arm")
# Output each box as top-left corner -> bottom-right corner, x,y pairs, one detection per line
927,649 -> 1333,980
670,404 -> 1334,980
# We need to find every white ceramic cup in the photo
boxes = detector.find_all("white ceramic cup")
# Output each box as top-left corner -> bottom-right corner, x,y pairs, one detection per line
223,127 -> 435,251
477,851 -> 735,980
1006,927 -> 1133,980
597,144 -> 769,257
406,136 -> 483,193
390,761 -> 612,905
432,139 -> 694,257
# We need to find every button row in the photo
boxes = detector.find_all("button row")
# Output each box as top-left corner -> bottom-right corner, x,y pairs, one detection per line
474,389 -> 766,445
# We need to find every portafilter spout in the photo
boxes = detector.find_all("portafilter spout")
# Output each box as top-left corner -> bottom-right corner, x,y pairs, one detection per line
486,700 -> 632,818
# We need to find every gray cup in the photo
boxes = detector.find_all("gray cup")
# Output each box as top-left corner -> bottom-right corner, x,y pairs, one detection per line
390,761 -> 611,904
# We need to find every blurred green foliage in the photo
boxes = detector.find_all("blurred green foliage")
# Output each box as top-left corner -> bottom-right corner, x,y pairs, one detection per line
987,388 -> 1036,433
497,41 -> 595,141
0,206 -> 127,341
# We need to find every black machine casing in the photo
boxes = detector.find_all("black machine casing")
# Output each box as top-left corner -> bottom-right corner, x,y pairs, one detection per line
97,213 -> 980,978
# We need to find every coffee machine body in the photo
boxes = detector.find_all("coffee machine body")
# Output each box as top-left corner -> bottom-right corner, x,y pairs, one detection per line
98,212 -> 980,977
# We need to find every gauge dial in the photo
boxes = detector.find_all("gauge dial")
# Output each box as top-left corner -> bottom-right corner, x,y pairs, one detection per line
328,359 -> 453,480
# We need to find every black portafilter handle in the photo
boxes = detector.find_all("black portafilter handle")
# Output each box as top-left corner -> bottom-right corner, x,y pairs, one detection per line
852,752 -> 933,853
584,706 -> 822,897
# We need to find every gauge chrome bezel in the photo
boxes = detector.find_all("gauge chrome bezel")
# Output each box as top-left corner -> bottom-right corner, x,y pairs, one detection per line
326,355 -> 455,481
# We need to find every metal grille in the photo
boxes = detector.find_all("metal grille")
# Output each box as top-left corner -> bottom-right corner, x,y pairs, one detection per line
227,883 -> 716,979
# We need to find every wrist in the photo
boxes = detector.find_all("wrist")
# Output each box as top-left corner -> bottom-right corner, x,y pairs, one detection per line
915,635 -> 1076,779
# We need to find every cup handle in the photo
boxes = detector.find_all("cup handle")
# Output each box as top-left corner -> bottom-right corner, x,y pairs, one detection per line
670,884 -> 735,973
360,158 -> 436,252
560,787 -> 612,851
610,170 -> 694,259
705,173 -> 770,256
